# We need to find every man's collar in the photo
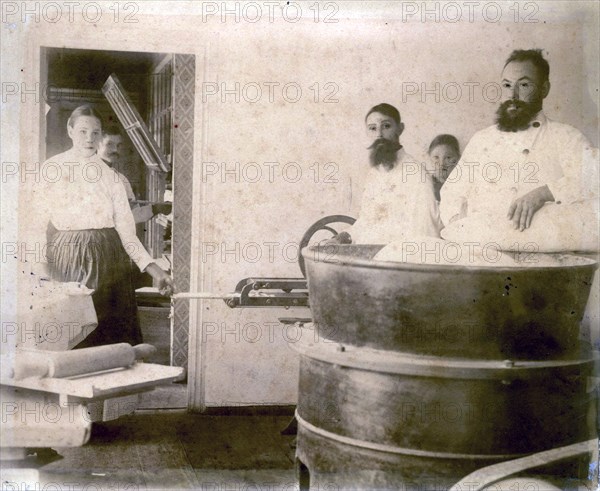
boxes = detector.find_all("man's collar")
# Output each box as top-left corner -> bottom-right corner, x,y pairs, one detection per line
529,111 -> 546,129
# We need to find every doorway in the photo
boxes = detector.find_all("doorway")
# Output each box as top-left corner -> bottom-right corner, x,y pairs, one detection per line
40,47 -> 196,408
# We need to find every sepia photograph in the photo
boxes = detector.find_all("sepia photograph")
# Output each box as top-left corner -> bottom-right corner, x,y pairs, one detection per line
1,1 -> 599,490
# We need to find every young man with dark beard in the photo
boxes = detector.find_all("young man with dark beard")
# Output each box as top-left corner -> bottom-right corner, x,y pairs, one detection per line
341,103 -> 442,244
440,49 -> 596,231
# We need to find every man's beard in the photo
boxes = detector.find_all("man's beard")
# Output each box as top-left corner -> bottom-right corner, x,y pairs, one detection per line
495,99 -> 541,132
368,138 -> 401,170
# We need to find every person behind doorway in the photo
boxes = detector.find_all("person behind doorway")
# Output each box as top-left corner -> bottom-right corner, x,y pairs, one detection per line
97,124 -> 172,223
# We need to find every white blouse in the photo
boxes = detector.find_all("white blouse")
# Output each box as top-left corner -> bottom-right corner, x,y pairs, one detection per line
32,148 -> 154,272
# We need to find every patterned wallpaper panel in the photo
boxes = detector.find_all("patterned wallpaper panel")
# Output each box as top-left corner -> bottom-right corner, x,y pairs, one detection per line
171,54 -> 196,368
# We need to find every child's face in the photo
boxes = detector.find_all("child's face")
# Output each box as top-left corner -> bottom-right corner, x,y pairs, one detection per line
429,144 -> 459,183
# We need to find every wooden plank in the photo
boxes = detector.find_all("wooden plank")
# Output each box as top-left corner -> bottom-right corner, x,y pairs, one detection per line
2,363 -> 183,399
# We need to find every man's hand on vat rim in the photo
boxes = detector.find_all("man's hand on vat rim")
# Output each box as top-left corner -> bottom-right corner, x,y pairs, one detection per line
145,262 -> 175,297
507,185 -> 554,231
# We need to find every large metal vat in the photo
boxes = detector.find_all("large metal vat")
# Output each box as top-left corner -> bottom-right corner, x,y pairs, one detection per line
304,245 -> 596,360
295,245 -> 598,490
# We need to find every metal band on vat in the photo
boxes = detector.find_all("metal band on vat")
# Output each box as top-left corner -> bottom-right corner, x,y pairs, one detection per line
291,337 -> 598,380
295,411 -> 526,460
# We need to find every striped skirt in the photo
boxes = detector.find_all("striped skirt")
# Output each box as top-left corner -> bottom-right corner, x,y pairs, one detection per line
47,228 -> 142,348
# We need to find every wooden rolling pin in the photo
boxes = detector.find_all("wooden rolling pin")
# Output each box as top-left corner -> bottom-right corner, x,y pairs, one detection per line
12,343 -> 156,380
